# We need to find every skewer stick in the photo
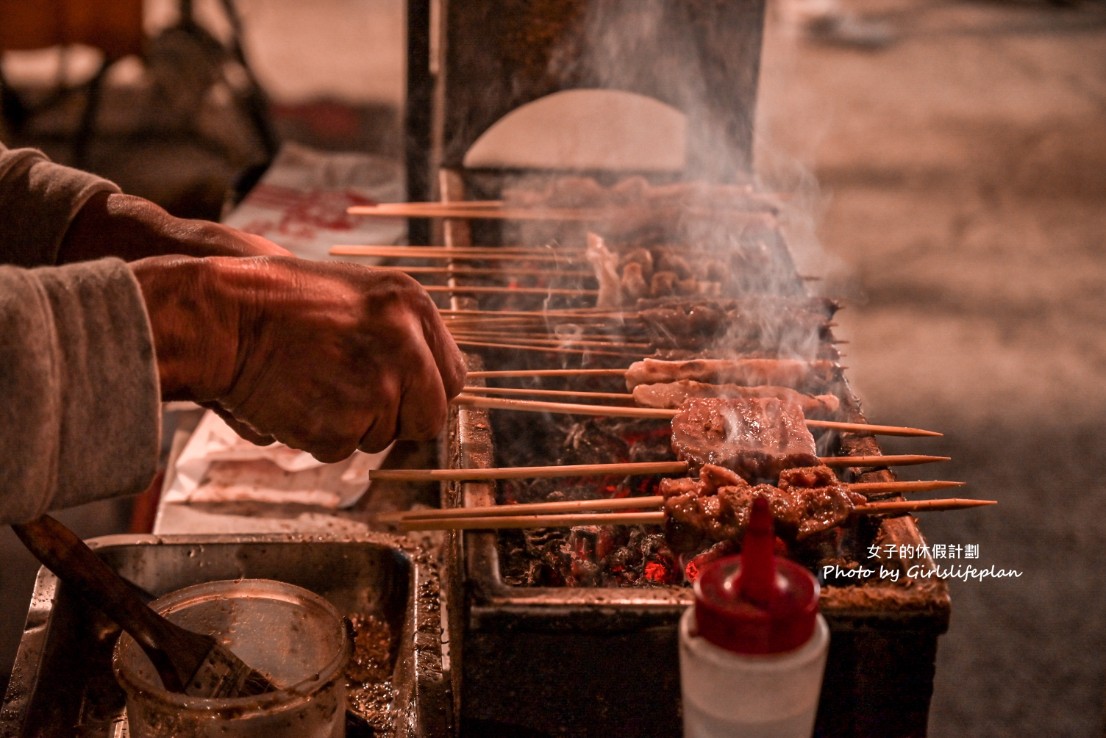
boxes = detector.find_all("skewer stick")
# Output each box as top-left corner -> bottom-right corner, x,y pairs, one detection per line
449,335 -> 651,351
375,265 -> 594,278
461,385 -> 639,402
349,205 -> 633,221
466,368 -> 627,380
452,394 -> 942,438
393,498 -> 994,531
381,479 -> 963,522
855,498 -> 996,514
849,479 -> 964,494
396,512 -> 666,531
331,246 -> 582,263
421,285 -> 599,297
368,200 -> 506,211
453,340 -> 641,358
386,500 -> 666,524
339,244 -> 580,256
371,461 -> 688,486
450,329 -> 637,343
373,472 -> 961,495
443,308 -> 630,319
818,454 -> 951,467
349,204 -> 777,223
356,198 -> 784,214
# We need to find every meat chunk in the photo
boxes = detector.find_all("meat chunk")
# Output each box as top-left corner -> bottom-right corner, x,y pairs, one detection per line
788,484 -> 860,539
625,357 -> 839,392
670,397 -> 819,481
777,465 -> 866,535
778,465 -> 840,491
662,475 -> 860,554
658,463 -> 745,499
585,232 -> 622,308
632,379 -> 840,419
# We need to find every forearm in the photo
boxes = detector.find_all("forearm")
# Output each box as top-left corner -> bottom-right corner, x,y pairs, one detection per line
58,192 -> 290,264
0,143 -> 119,267
0,260 -> 160,523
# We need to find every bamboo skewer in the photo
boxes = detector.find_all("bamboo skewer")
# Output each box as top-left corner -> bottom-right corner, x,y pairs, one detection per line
341,244 -> 581,256
466,368 -> 628,380
367,200 -> 507,211
378,475 -> 965,522
421,285 -> 599,297
356,198 -> 784,215
331,246 -> 582,263
452,340 -> 642,358
398,512 -> 667,531
444,308 -> 631,319
349,203 -> 777,224
452,394 -> 942,438
374,265 -> 595,278
819,455 -> 951,468
372,461 -> 689,484
460,385 -> 639,402
379,497 -> 668,522
449,335 -> 652,351
391,498 -> 995,531
370,461 -> 952,487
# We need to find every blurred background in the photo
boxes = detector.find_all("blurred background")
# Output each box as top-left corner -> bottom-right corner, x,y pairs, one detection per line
2,0 -> 1105,735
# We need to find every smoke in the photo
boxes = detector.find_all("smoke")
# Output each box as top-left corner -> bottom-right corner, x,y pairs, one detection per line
468,1 -> 865,370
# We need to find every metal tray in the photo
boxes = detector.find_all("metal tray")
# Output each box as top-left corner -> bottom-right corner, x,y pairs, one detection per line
0,533 -> 452,738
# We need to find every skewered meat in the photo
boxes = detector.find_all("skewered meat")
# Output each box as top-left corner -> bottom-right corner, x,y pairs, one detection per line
585,233 -> 621,309
670,397 -> 819,481
584,244 -> 787,305
633,298 -> 837,351
620,262 -> 649,301
660,463 -> 864,553
632,379 -> 840,419
625,357 -> 839,392
619,247 -> 654,281
502,175 -> 769,212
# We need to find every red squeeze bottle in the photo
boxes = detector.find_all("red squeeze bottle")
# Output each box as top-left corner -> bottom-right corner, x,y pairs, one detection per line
678,496 -> 830,737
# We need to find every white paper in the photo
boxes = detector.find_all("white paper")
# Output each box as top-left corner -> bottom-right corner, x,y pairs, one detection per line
162,410 -> 389,508
222,141 -> 406,262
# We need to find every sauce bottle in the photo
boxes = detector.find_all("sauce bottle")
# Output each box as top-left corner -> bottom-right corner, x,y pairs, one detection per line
678,496 -> 830,737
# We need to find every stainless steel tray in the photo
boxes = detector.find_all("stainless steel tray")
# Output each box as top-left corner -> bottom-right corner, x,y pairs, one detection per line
0,533 -> 452,738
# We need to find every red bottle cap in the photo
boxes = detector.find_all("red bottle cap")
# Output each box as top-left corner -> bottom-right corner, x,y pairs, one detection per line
692,496 -> 820,655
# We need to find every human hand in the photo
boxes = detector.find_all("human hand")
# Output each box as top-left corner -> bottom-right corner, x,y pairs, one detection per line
132,255 -> 467,462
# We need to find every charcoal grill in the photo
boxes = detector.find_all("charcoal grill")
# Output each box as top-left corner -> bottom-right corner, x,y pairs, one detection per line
402,4 -> 951,734
420,170 -> 950,738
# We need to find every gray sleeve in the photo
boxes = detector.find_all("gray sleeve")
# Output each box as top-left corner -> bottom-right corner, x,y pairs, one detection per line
0,258 -> 161,523
0,142 -> 121,267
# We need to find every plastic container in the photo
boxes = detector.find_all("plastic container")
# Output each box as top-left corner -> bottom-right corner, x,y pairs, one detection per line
678,498 -> 830,738
113,578 -> 351,738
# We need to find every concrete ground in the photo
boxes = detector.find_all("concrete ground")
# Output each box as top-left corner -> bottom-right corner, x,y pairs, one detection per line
757,1 -> 1106,735
2,0 -> 1105,735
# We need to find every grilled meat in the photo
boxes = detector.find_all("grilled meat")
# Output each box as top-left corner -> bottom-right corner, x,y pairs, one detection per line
670,397 -> 820,481
661,464 -> 864,553
632,379 -> 840,419
626,357 -> 839,392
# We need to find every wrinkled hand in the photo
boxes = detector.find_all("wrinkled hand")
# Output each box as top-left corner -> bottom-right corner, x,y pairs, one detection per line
132,255 -> 467,462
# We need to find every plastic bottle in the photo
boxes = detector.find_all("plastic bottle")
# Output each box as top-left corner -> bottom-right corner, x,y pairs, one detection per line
678,496 -> 830,738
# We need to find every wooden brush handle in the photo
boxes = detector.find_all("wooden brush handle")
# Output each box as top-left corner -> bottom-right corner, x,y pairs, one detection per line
11,514 -> 195,690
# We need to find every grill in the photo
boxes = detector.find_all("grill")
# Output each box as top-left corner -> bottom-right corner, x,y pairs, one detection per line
414,170 -> 951,737
399,3 -> 954,734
